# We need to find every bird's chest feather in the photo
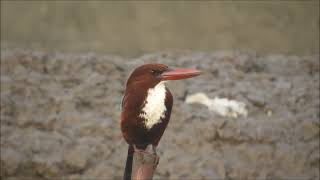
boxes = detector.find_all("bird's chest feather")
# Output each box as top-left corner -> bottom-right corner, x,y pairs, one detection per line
139,82 -> 167,130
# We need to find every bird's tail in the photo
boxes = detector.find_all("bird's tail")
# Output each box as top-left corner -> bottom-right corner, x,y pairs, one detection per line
123,145 -> 134,180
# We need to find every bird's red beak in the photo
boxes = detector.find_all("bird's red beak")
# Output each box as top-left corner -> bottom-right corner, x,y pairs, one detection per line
161,68 -> 201,81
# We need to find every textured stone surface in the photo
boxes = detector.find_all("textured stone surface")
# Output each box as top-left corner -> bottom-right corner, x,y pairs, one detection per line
1,49 -> 319,179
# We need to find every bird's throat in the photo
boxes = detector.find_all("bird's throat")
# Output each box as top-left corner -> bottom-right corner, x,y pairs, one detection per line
139,82 -> 167,130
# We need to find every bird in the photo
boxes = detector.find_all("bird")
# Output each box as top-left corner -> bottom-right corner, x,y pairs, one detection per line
120,64 -> 201,180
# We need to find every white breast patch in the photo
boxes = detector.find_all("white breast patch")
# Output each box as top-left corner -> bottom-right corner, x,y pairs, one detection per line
139,81 -> 167,130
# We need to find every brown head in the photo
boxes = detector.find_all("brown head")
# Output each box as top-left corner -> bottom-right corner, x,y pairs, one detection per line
126,63 -> 201,90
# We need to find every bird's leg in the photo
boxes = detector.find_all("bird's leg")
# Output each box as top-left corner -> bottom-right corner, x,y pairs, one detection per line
152,145 -> 157,155
151,145 -> 159,166
145,144 -> 153,155
133,144 -> 138,152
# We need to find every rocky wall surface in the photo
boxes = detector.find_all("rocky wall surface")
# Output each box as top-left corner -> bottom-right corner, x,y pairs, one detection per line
1,49 -> 319,179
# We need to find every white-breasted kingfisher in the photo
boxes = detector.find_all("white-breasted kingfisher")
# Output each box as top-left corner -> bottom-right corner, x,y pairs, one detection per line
121,64 -> 201,179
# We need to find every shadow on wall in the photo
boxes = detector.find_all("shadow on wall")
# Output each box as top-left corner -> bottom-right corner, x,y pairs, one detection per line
1,1 -> 319,56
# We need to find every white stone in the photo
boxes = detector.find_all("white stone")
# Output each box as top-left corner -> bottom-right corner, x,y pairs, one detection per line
185,92 -> 248,118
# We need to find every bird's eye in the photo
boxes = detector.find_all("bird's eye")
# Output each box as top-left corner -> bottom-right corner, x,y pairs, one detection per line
151,69 -> 161,76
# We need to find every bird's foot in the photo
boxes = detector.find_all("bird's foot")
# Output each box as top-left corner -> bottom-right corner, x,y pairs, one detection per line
133,144 -> 159,167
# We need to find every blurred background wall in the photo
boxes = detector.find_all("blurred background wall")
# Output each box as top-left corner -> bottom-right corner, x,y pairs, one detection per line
1,1 -> 319,57
1,2 -> 320,179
